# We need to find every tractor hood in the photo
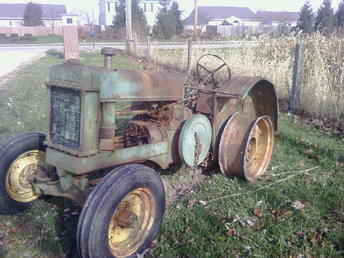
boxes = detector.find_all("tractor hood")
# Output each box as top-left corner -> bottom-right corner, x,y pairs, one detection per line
47,61 -> 185,101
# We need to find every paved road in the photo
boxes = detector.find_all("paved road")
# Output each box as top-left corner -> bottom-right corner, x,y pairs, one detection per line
0,41 -> 259,79
0,41 -> 259,52
0,50 -> 45,78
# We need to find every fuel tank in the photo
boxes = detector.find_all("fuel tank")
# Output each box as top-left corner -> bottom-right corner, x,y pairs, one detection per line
48,61 -> 185,102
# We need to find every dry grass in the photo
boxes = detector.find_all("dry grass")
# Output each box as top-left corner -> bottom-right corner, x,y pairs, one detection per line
145,34 -> 344,125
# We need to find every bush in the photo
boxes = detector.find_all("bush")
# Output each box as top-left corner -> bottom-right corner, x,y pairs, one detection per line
45,49 -> 64,59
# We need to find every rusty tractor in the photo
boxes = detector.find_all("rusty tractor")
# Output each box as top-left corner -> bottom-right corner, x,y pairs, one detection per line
0,48 -> 277,257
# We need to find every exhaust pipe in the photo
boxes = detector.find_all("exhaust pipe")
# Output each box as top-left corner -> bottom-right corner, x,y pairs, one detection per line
101,47 -> 117,69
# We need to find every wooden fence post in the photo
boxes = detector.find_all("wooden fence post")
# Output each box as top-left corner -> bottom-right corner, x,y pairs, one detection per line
146,36 -> 151,60
63,26 -> 80,60
187,39 -> 193,72
289,42 -> 305,114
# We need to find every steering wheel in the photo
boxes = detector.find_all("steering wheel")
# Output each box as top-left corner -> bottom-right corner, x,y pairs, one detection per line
196,54 -> 231,88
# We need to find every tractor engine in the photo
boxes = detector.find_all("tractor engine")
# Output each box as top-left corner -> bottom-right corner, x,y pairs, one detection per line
45,48 -> 188,171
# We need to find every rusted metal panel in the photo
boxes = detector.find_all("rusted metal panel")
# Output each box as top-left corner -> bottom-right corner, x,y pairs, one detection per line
99,70 -> 185,101
218,113 -> 274,182
48,64 -> 186,101
219,76 -> 278,131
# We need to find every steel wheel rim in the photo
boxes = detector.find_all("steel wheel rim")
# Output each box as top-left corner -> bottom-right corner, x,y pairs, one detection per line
5,150 -> 44,202
244,116 -> 274,181
107,187 -> 156,257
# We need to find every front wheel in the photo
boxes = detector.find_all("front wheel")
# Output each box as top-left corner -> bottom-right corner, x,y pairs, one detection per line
77,164 -> 165,258
0,132 -> 45,215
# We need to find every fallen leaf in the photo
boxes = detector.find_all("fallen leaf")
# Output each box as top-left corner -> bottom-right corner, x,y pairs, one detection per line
199,200 -> 207,206
188,199 -> 197,208
291,200 -> 305,210
272,209 -> 294,221
295,231 -> 305,239
244,217 -> 259,228
226,228 -> 237,236
253,208 -> 263,218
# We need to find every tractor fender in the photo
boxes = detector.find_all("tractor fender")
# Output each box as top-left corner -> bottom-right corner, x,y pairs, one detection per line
213,76 -> 278,149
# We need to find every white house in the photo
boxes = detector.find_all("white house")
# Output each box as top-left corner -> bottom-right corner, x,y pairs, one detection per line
139,0 -> 162,28
99,0 -> 163,30
183,6 -> 259,33
62,14 -> 79,26
0,3 -> 78,27
99,0 -> 118,28
184,6 -> 299,34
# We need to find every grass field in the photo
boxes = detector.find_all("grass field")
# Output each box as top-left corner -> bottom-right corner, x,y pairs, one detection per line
0,52 -> 343,258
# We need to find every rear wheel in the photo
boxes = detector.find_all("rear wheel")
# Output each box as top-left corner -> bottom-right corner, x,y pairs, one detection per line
0,133 -> 45,215
77,164 -> 165,258
219,114 -> 274,182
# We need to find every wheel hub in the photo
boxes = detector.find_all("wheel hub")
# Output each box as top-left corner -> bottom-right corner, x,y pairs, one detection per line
5,150 -> 44,202
107,188 -> 155,257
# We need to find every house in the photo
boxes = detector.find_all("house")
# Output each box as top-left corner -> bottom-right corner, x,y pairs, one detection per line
255,11 -> 299,27
99,0 -> 163,30
184,6 -> 299,35
99,0 -> 118,28
0,3 -> 77,27
140,0 -> 162,28
183,6 -> 258,32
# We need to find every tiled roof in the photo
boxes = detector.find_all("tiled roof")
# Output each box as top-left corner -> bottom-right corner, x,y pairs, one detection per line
184,6 -> 256,26
0,3 -> 66,19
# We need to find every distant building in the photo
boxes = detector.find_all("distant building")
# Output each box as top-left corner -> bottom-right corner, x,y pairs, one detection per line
184,6 -> 299,35
99,0 -> 164,30
141,0 -> 162,28
0,3 -> 78,27
183,6 -> 258,32
99,0 -> 118,29
255,11 -> 299,27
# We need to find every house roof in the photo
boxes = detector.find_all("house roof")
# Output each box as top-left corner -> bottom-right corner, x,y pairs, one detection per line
0,3 -> 66,19
184,6 -> 256,26
255,11 -> 299,24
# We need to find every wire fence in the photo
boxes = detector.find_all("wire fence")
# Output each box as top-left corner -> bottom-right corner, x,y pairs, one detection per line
133,35 -> 344,126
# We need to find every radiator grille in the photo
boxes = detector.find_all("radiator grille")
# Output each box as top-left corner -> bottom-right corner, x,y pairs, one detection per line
50,87 -> 81,149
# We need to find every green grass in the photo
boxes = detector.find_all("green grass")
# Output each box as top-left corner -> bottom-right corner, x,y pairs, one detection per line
0,52 -> 343,257
0,35 -> 64,44
153,116 -> 344,258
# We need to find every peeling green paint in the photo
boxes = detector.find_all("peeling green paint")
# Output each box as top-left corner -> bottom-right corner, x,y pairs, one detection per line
46,142 -> 169,175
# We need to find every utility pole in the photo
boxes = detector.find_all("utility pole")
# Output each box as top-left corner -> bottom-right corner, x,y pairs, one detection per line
126,0 -> 136,54
126,0 -> 133,41
193,0 -> 198,41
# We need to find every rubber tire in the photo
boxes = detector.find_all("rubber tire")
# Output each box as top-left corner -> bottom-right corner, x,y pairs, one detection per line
0,132 -> 46,215
77,164 -> 166,258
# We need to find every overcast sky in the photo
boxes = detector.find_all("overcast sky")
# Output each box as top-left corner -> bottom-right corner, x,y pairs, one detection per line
0,0 -> 342,19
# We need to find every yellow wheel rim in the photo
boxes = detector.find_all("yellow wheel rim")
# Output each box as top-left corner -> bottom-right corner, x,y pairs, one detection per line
244,116 -> 274,181
5,150 -> 44,203
107,188 -> 156,257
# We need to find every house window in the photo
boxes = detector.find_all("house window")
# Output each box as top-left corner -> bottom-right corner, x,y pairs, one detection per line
144,3 -> 147,12
151,3 -> 154,12
108,2 -> 111,12
67,18 -> 73,24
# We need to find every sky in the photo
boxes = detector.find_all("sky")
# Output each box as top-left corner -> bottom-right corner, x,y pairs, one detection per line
0,0 -> 342,20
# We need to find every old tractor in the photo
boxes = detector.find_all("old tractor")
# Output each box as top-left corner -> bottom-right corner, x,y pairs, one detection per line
0,48 -> 277,257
